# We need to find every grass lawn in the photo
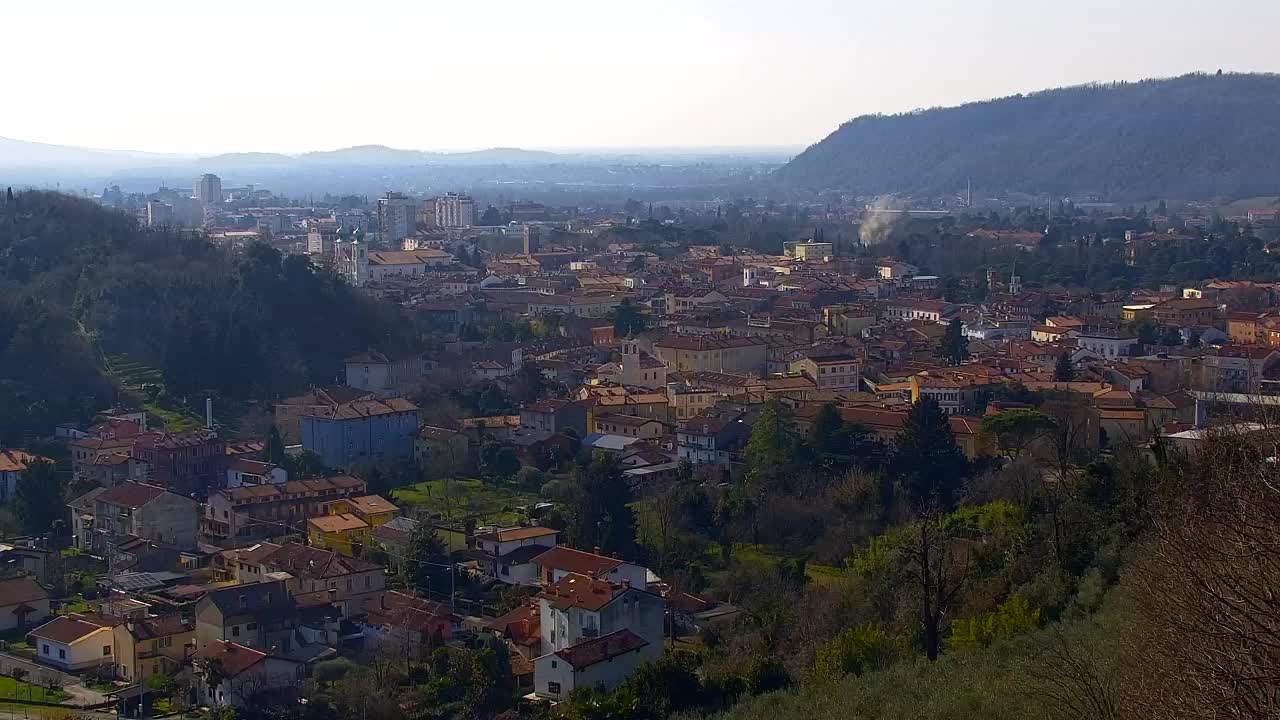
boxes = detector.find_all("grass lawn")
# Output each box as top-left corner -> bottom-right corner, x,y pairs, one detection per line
54,597 -> 91,616
704,542 -> 846,586
0,702 -> 79,719
393,478 -> 543,527
0,677 -> 70,703
142,402 -> 204,432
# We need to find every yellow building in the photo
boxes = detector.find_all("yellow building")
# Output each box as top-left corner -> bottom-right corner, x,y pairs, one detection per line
329,494 -> 399,527
111,614 -> 196,684
308,513 -> 370,556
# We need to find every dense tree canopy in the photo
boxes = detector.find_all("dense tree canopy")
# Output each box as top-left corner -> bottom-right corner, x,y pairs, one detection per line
777,73 -> 1280,198
0,192 -> 419,442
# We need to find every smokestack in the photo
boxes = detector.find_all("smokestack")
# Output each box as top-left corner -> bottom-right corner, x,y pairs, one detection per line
206,398 -> 214,430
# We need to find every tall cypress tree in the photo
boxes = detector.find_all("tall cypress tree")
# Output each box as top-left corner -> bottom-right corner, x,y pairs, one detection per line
942,318 -> 969,366
892,397 -> 969,511
1054,353 -> 1075,382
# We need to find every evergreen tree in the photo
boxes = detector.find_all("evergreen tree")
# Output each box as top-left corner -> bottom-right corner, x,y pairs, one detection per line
263,425 -> 286,465
744,400 -> 800,496
16,459 -> 63,536
408,522 -> 450,594
1054,353 -> 1075,382
942,318 -> 969,365
565,453 -> 637,557
891,397 -> 968,511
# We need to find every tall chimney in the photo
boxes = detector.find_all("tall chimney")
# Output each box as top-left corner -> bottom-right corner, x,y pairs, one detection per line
206,398 -> 214,430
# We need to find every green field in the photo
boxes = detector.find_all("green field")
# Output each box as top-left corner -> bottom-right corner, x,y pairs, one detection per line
705,542 -> 846,586
392,479 -> 543,528
0,677 -> 70,703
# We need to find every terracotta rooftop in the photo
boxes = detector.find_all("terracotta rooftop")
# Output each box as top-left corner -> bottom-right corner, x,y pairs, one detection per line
96,482 -> 168,509
553,629 -> 648,668
474,526 -> 558,543
532,546 -> 623,578
196,640 -> 266,676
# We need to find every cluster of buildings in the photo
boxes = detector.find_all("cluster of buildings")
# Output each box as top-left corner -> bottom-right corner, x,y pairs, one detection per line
28,190 -> 1280,707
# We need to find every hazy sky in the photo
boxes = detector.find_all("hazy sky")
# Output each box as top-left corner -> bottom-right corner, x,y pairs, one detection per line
5,0 -> 1280,155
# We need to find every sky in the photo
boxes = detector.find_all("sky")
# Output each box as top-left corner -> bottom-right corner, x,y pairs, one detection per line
5,0 -> 1280,155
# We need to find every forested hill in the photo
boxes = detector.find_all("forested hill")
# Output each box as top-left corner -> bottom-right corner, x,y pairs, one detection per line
775,73 -> 1280,199
0,191 -> 415,444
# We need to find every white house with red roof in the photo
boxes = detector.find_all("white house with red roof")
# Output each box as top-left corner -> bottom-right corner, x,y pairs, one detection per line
531,572 -> 664,700
530,546 -> 649,588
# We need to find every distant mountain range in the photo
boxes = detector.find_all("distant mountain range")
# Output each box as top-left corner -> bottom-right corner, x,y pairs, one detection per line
0,138 -> 565,172
775,73 -> 1280,199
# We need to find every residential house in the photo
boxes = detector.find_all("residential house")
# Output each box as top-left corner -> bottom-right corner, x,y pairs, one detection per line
29,615 -> 116,672
533,630 -> 650,700
0,450 -> 52,505
1075,332 -> 1138,360
130,431 -> 225,493
520,399 -> 589,437
650,335 -> 767,376
0,577 -> 50,632
472,527 -> 559,585
226,459 -> 286,488
194,580 -> 298,651
790,348 -> 862,391
531,547 -> 649,588
344,351 -> 426,398
364,591 -> 460,661
590,414 -> 666,439
195,640 -> 303,708
256,543 -> 385,614
300,398 -> 420,469
307,514 -> 370,556
273,387 -> 377,445
676,409 -> 751,467
111,613 -> 196,684
531,572 -> 664,699
92,482 -> 199,551
327,495 -> 398,528
1152,298 -> 1218,327
881,299 -> 953,324
666,382 -> 717,421
368,516 -> 419,574
203,476 -> 367,541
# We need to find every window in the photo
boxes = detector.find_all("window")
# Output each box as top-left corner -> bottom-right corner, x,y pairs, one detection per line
550,661 -> 557,669
232,626 -> 240,637
159,636 -> 172,649
365,576 -> 371,589
103,645 -> 112,656
547,682 -> 562,695
246,623 -> 258,631
42,644 -> 49,656
59,649 -> 66,659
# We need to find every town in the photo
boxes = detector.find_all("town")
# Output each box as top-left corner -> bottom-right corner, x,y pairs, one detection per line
0,165 -> 1278,720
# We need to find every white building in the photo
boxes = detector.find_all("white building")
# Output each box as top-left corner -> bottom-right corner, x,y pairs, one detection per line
194,174 -> 222,205
1076,332 -> 1138,359
377,193 -> 417,243
365,249 -> 453,281
473,527 -> 559,586
434,192 -> 475,228
531,572 -> 664,699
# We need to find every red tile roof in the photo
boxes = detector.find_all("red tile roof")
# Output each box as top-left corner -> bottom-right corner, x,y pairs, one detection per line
96,482 -> 168,509
28,615 -> 108,644
532,547 -> 622,579
554,629 -> 647,668
0,577 -> 48,609
0,450 -> 52,474
196,640 -> 266,676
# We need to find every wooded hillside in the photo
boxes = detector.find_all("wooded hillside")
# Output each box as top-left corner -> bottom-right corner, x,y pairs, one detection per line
775,73 -> 1280,199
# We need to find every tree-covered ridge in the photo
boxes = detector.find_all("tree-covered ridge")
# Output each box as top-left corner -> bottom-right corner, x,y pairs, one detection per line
0,191 -> 416,443
776,73 -> 1280,198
